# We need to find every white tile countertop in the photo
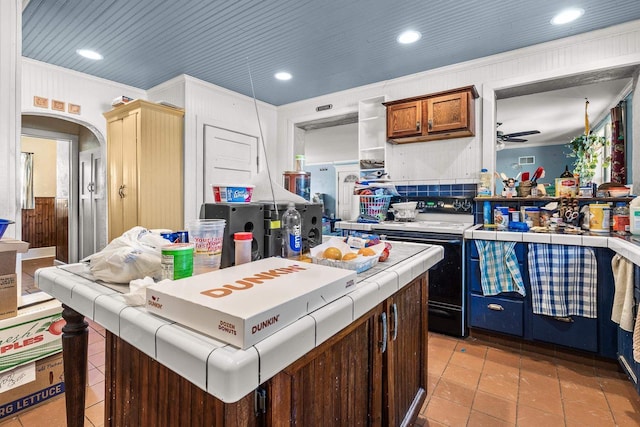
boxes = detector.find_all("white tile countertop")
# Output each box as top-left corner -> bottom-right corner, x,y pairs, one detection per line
35,241 -> 443,403
465,225 -> 640,266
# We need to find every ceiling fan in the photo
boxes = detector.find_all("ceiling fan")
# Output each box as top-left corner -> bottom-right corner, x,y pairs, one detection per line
495,122 -> 540,150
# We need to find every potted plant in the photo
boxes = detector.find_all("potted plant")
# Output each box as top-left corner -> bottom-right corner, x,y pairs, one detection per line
567,133 -> 610,185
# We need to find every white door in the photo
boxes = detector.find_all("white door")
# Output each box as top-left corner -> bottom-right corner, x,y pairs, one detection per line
337,170 -> 360,220
79,148 -> 104,258
203,125 -> 258,203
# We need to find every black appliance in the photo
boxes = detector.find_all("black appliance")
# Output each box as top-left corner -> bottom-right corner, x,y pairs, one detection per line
260,202 -> 323,257
199,203 -> 265,268
372,196 -> 474,337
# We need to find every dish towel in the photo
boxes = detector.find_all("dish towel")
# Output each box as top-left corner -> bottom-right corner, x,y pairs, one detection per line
611,254 -> 635,332
634,308 -> 640,362
528,244 -> 597,318
475,240 -> 525,296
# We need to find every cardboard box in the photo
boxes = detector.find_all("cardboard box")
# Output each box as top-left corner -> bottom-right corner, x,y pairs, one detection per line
0,299 -> 63,373
0,239 -> 30,321
0,352 -> 64,420
555,178 -> 579,197
146,257 -> 357,349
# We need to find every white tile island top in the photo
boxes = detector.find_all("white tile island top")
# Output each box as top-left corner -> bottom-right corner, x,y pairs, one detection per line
35,241 -> 443,404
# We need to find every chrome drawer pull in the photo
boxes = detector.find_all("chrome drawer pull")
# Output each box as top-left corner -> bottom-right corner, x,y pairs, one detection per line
553,316 -> 574,323
379,312 -> 388,354
487,304 -> 504,311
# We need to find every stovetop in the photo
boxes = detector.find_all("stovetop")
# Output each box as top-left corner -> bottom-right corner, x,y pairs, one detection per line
371,219 -> 473,235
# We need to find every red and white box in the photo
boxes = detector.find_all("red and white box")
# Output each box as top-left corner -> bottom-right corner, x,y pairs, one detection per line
146,257 -> 357,349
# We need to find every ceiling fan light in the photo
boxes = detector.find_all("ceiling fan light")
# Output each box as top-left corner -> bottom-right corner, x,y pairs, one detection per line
550,8 -> 584,25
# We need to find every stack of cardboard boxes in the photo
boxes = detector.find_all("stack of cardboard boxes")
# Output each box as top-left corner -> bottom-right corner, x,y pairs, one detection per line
0,239 -> 65,421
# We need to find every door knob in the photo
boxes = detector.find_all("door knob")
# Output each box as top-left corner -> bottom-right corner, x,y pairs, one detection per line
118,185 -> 125,198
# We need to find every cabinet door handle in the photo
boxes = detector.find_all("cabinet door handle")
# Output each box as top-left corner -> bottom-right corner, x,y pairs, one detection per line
118,185 -> 125,198
390,303 -> 398,341
416,121 -> 421,131
553,316 -> 574,323
379,312 -> 388,354
428,119 -> 433,131
487,304 -> 504,311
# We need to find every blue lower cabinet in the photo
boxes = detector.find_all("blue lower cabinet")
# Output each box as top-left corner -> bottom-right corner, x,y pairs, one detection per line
531,314 -> 598,352
618,328 -> 639,389
469,294 -> 524,336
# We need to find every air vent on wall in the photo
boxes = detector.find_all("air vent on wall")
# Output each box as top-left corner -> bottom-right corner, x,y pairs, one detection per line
519,156 -> 535,165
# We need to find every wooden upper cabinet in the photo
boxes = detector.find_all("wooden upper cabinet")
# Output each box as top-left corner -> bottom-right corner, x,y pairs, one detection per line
386,100 -> 422,139
384,85 -> 478,143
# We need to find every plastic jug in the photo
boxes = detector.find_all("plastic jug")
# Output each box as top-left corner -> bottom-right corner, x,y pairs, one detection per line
629,197 -> 640,235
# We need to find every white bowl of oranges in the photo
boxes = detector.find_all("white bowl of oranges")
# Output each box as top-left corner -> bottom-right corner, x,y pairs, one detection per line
309,237 -> 385,273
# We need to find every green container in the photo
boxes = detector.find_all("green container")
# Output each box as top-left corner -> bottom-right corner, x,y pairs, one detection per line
161,243 -> 194,280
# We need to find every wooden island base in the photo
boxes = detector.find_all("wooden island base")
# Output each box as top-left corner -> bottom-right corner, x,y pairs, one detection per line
98,274 -> 428,426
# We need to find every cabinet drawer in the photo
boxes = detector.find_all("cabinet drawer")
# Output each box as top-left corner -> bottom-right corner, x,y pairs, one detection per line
531,314 -> 597,352
469,295 -> 524,336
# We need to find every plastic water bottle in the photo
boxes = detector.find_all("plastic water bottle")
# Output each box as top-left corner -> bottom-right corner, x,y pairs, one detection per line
282,203 -> 302,259
478,168 -> 492,197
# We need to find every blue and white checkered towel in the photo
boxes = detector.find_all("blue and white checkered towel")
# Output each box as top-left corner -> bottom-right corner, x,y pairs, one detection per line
528,244 -> 597,318
475,240 -> 525,296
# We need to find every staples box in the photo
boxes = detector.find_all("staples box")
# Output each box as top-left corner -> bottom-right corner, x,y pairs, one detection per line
146,258 -> 357,349
0,352 -> 64,420
0,299 -> 63,373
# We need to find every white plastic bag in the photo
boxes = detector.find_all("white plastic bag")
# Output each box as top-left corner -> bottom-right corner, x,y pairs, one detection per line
83,226 -> 169,284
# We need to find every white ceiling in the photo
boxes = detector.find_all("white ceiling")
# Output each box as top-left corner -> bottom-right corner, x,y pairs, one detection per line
496,75 -> 633,149
21,0 -> 640,106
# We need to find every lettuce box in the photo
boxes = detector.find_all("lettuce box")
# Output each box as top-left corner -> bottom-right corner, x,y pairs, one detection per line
146,257 -> 357,349
0,299 -> 63,373
0,352 -> 64,420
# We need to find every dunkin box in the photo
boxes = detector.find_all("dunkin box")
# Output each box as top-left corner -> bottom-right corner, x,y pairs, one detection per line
0,352 -> 64,420
146,257 -> 357,349
0,299 -> 63,374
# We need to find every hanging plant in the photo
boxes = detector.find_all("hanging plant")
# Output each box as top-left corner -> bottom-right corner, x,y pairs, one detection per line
566,133 -> 610,185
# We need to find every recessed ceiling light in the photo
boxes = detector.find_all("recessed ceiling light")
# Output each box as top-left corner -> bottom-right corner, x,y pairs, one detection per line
397,30 -> 422,44
275,72 -> 292,81
76,49 -> 103,60
550,8 -> 584,25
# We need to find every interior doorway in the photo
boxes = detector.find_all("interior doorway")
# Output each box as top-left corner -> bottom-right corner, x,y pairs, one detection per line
20,114 -> 105,268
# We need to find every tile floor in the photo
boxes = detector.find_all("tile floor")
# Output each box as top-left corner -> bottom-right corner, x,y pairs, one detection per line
2,258 -> 640,426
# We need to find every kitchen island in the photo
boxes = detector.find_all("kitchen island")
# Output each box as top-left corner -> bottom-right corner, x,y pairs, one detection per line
35,241 -> 443,427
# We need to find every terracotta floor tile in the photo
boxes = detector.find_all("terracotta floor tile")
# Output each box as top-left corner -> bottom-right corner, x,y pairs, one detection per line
85,380 -> 106,408
448,350 -> 485,372
563,399 -> 616,427
441,363 -> 482,387
423,418 -> 448,427
516,404 -> 566,427
471,390 -> 517,423
428,355 -> 448,377
559,381 -> 609,410
424,395 -> 471,426
482,359 -> 519,378
484,346 -> 520,369
88,340 -> 105,357
87,367 -> 105,387
477,371 -> 519,401
429,344 -> 455,362
612,411 -> 640,427
88,351 -> 105,369
467,409 -> 515,427
17,395 -> 67,427
454,339 -> 488,358
432,378 -> 476,407
520,355 -> 558,378
0,418 -> 22,426
85,402 -> 105,427
518,383 -> 564,416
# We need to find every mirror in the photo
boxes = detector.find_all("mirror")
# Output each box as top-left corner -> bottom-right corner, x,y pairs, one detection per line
495,66 -> 637,193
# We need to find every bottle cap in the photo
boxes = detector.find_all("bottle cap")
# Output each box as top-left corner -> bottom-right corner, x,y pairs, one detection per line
234,232 -> 253,241
481,168 -> 488,172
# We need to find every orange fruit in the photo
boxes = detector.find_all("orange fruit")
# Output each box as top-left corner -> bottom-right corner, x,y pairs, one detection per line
358,247 -> 375,256
342,252 -> 358,261
323,247 -> 343,260
299,255 -> 312,263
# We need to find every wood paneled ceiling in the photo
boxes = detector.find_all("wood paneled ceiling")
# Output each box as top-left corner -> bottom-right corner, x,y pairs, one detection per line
22,1 -> 640,106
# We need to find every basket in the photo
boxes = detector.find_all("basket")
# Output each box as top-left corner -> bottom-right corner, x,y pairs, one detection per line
359,195 -> 392,221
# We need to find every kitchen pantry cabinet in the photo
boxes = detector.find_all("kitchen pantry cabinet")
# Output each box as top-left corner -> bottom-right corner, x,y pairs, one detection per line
358,95 -> 387,175
103,273 -> 429,426
103,100 -> 184,242
384,85 -> 478,143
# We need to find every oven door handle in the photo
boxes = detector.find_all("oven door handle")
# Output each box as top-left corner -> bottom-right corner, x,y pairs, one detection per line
383,235 -> 461,245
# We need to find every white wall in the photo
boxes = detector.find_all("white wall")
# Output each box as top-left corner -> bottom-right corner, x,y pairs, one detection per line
276,20 -> 640,188
0,0 -> 20,236
304,123 -> 358,164
148,75 -> 278,225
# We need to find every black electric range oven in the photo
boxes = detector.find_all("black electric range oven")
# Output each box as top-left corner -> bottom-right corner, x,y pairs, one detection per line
371,196 -> 474,337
